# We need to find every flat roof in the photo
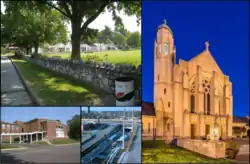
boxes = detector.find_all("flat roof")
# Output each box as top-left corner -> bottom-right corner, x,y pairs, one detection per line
1,131 -> 46,136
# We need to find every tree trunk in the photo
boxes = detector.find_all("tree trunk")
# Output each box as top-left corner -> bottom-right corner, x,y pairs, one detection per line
34,40 -> 39,54
26,47 -> 29,55
71,18 -> 82,61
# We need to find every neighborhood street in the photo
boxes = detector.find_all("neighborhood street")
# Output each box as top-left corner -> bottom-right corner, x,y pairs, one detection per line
1,56 -> 33,105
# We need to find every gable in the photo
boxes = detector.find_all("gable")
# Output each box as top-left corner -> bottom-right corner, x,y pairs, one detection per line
189,50 -> 223,74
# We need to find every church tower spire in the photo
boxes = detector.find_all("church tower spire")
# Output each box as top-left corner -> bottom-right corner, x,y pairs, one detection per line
154,19 -> 176,113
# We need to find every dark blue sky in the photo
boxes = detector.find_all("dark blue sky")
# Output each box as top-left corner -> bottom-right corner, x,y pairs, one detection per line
142,1 -> 249,117
1,107 -> 80,124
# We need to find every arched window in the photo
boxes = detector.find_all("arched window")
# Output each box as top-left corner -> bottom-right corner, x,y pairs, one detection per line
190,95 -> 195,113
207,93 -> 210,114
164,42 -> 169,55
164,88 -> 166,95
159,44 -> 162,54
204,93 -> 206,114
157,74 -> 160,81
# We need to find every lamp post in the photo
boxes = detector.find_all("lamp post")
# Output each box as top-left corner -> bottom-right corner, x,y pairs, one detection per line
132,108 -> 134,133
123,108 -> 125,149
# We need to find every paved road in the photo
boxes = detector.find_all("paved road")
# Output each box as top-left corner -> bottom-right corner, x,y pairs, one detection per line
1,144 -> 80,163
1,56 -> 33,105
127,124 -> 141,163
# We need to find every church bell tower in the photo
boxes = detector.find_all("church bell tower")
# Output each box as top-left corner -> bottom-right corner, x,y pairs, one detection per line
154,19 -> 176,112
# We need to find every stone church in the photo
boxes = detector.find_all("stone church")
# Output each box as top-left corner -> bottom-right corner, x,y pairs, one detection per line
142,20 -> 233,141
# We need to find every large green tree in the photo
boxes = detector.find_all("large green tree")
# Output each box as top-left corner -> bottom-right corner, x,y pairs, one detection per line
67,114 -> 81,140
111,32 -> 126,49
127,31 -> 141,48
39,0 -> 141,60
2,1 -> 68,54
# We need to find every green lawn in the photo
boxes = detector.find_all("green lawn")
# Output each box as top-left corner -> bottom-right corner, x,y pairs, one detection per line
12,58 -> 107,105
1,144 -> 22,149
142,140 -> 232,163
50,138 -> 80,145
43,49 -> 141,66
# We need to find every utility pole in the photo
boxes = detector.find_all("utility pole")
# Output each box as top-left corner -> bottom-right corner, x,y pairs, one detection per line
131,108 -> 134,132
123,108 -> 125,149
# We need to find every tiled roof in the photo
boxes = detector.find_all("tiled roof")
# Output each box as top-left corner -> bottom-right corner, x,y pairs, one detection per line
142,102 -> 155,116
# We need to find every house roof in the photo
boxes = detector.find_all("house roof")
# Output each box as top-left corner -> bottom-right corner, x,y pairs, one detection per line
142,102 -> 155,116
233,116 -> 249,124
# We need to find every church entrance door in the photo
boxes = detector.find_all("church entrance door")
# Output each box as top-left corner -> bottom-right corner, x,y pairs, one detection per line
191,124 -> 196,139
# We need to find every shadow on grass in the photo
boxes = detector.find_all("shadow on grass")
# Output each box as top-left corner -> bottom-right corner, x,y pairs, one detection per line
11,57 -> 108,105
1,152 -> 34,163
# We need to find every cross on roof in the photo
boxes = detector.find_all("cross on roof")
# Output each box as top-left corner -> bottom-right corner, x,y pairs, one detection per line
163,19 -> 167,25
205,41 -> 209,50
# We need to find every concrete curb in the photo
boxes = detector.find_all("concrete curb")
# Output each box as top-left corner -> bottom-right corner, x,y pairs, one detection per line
9,56 -> 43,105
53,143 -> 80,146
1,147 -> 28,151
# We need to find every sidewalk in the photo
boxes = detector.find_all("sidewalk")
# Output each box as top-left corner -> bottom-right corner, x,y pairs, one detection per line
1,56 -> 33,105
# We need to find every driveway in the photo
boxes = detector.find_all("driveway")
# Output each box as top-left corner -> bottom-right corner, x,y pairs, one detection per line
1,56 -> 33,105
1,144 -> 80,163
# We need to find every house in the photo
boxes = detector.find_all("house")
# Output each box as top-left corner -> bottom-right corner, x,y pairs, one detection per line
232,116 -> 250,138
105,44 -> 118,50
31,47 -> 43,54
80,44 -> 91,52
64,42 -> 72,52
142,102 -> 156,140
1,118 -> 69,144
90,43 -> 107,52
48,43 -> 65,52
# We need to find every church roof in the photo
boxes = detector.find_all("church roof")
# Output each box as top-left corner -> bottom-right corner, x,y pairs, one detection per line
142,102 -> 155,116
189,42 -> 223,74
157,19 -> 174,37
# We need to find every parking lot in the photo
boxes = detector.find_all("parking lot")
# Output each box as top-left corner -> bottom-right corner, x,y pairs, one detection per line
1,143 -> 80,163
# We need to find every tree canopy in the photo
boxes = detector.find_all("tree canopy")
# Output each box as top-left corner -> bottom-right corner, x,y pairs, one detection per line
1,0 -> 141,58
39,0 -> 141,60
2,1 -> 68,54
67,114 -> 81,140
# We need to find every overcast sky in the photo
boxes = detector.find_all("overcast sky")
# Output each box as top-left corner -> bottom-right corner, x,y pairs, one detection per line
1,1 -> 141,33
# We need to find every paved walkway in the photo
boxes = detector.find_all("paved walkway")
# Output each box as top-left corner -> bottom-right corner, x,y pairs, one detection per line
1,56 -> 33,105
234,144 -> 250,163
127,124 -> 141,163
1,143 -> 80,163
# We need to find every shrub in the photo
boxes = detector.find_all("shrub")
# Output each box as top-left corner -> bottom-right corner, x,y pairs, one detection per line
1,47 -> 6,54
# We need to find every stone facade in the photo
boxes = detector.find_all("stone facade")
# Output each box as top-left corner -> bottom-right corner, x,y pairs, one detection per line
143,21 -> 233,141
177,138 -> 226,158
26,56 -> 141,101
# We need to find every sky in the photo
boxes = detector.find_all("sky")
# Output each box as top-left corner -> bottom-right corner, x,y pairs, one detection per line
83,107 -> 141,112
1,107 -> 80,124
142,1 -> 249,117
1,1 -> 141,34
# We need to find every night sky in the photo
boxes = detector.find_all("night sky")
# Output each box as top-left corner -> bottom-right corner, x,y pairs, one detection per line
142,1 -> 249,117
